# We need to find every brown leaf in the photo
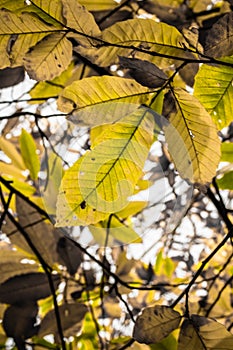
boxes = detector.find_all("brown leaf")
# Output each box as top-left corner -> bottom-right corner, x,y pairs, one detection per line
204,12 -> 233,58
3,302 -> 39,349
119,57 -> 168,88
0,67 -> 24,88
38,303 -> 88,339
133,305 -> 181,344
57,237 -> 83,276
0,272 -> 60,304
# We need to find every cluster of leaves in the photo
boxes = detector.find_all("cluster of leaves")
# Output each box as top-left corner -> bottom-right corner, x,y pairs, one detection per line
0,0 -> 233,349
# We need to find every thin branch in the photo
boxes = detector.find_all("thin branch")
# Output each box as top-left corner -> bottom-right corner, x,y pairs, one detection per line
170,228 -> 233,308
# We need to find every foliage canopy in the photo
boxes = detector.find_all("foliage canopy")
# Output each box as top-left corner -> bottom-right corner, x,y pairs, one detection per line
0,0 -> 233,349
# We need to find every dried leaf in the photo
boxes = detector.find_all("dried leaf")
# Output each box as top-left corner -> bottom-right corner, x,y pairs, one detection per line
57,237 -> 83,276
119,57 -> 168,88
38,303 -> 88,338
0,272 -> 60,304
204,12 -> 233,58
133,305 -> 181,344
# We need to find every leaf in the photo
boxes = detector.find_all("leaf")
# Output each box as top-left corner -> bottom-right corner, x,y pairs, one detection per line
38,303 -> 88,338
29,0 -> 64,23
56,237 -> 83,275
194,60 -> 233,129
0,66 -> 25,88
0,9 -> 60,67
204,12 -> 233,58
79,0 -> 118,11
0,272 -> 60,304
19,129 -> 40,180
89,215 -> 142,246
3,302 -> 39,347
24,33 -> 72,81
9,196 -> 64,266
0,249 -> 39,284
133,305 -> 181,344
56,107 -> 155,226
62,0 -> 101,46
77,18 -> 195,68
57,76 -> 152,126
119,57 -> 168,88
164,88 -> 221,184
221,142 -> 233,162
178,315 -> 233,350
217,170 -> 233,190
0,137 -> 26,170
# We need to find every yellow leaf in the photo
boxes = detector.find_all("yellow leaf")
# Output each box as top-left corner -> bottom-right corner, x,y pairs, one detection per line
56,107 -> 154,226
164,88 -> 221,184
133,305 -> 181,344
0,137 -> 26,170
57,76 -> 152,126
62,0 -> 101,46
178,315 -> 233,350
79,0 -> 117,11
0,9 -> 59,67
24,33 -> 72,81
77,18 -> 195,68
89,215 -> 142,246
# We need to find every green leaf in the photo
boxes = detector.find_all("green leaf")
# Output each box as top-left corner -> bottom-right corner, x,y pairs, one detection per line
216,170 -> 233,190
62,0 -> 101,46
133,305 -> 181,344
150,333 -> 178,350
164,88 -> 221,184
0,9 -> 61,67
221,142 -> 233,162
178,315 -> 233,350
24,33 -> 73,81
77,18 -> 195,68
56,107 -> 155,227
57,76 -> 152,126
19,129 -> 40,180
194,60 -> 233,129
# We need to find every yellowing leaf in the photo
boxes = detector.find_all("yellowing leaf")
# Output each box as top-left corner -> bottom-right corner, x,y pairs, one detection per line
164,88 -> 221,184
62,0 -> 101,46
0,137 -> 26,170
56,107 -> 154,227
20,129 -> 40,181
194,60 -> 233,129
178,315 -> 233,350
79,0 -> 118,11
77,18 -> 195,68
133,305 -> 181,344
57,76 -> 152,126
24,33 -> 72,81
89,215 -> 142,246
0,9 -> 60,67
30,0 -> 64,23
